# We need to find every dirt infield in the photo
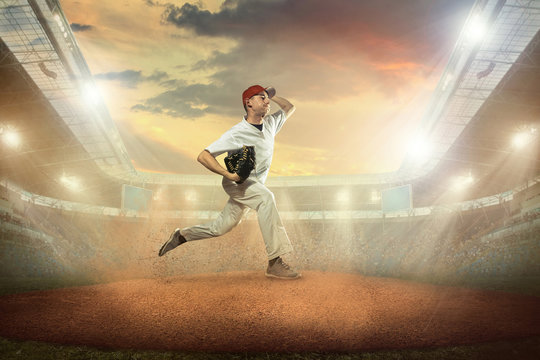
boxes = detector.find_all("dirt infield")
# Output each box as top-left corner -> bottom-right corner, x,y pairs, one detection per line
1,271 -> 539,353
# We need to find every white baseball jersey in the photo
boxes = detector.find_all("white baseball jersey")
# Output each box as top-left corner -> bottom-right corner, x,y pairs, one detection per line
206,109 -> 287,184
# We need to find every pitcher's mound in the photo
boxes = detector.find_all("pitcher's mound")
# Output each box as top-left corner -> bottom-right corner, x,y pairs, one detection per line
1,271 -> 539,353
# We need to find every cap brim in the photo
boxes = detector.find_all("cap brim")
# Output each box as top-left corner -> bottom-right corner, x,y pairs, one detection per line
265,87 -> 276,99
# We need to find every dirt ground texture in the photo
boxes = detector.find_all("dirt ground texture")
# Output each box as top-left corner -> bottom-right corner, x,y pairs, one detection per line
1,271 -> 540,353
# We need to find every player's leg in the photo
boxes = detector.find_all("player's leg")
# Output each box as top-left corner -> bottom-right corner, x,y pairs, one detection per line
158,198 -> 246,256
182,198 -> 247,240
223,179 -> 299,279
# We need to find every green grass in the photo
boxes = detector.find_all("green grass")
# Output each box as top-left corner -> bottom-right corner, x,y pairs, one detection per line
1,336 -> 539,360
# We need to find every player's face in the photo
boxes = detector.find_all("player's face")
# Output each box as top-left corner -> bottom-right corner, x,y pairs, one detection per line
248,91 -> 270,115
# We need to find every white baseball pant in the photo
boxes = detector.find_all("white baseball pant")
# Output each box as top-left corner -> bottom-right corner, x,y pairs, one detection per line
180,177 -> 293,260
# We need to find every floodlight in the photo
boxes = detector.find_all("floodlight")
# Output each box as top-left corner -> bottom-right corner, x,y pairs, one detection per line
185,189 -> 198,202
512,128 -> 536,149
370,190 -> 381,203
153,188 -> 162,201
3,129 -> 20,148
465,14 -> 486,43
451,174 -> 474,191
60,174 -> 81,191
407,134 -> 432,164
83,82 -> 101,105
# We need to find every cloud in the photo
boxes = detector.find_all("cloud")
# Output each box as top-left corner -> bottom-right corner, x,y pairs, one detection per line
95,70 -> 142,87
146,70 -> 168,82
129,0 -> 473,119
144,0 -> 167,7
94,69 -> 169,88
70,23 -> 94,32
162,0 -> 473,63
131,82 -> 238,119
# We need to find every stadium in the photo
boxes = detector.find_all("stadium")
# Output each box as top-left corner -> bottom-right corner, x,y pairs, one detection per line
1,0 -> 539,358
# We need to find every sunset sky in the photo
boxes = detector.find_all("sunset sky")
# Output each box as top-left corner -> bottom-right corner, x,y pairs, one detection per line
60,0 -> 475,177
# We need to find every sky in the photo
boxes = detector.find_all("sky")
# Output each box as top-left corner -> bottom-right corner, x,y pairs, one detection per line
60,0 -> 475,177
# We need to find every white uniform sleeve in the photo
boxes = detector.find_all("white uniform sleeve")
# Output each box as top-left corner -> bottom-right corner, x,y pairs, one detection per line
265,109 -> 287,135
205,131 -> 240,157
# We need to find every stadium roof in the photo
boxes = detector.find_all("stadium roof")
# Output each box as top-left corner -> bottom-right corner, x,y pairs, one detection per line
0,0 -> 539,208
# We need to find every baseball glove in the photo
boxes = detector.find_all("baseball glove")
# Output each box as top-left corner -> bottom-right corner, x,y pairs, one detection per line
224,145 -> 256,184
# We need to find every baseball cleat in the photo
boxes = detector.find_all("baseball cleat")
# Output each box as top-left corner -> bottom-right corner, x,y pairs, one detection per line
158,228 -> 186,257
265,257 -> 301,280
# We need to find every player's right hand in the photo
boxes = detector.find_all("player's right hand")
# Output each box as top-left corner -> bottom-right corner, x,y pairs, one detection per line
225,172 -> 242,183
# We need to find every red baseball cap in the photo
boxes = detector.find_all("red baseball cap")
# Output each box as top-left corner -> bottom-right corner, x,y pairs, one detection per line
242,85 -> 267,106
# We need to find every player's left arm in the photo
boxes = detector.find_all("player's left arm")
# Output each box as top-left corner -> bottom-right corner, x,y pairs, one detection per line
267,87 -> 295,118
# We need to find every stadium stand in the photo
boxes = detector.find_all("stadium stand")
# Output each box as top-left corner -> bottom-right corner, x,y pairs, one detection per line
1,179 -> 538,294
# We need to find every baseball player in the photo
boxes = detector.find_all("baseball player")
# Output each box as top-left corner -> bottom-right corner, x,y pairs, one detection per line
159,85 -> 300,279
